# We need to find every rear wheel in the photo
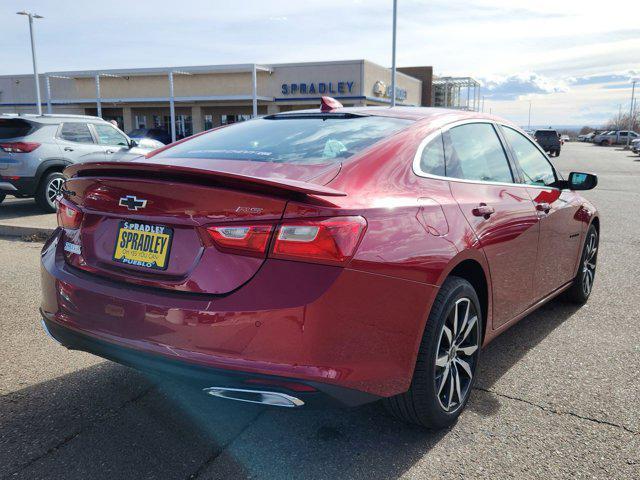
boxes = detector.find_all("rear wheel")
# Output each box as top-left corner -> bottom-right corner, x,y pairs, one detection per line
35,172 -> 65,213
384,276 -> 482,429
564,225 -> 598,304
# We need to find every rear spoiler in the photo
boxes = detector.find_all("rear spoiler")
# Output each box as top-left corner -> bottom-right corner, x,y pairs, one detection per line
64,161 -> 347,198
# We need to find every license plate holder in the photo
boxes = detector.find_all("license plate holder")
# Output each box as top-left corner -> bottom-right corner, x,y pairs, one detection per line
112,221 -> 173,271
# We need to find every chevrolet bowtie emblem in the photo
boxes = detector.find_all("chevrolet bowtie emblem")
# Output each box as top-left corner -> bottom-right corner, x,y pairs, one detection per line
119,195 -> 147,211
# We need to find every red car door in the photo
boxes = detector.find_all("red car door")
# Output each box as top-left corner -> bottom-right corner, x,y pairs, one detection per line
444,123 -> 540,328
500,126 -> 584,299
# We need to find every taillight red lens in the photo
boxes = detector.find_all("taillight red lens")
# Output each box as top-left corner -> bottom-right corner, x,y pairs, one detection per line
0,142 -> 40,153
57,199 -> 83,229
207,224 -> 273,256
271,216 -> 367,265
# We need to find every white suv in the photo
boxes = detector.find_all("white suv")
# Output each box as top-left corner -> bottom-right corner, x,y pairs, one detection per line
0,114 -> 162,212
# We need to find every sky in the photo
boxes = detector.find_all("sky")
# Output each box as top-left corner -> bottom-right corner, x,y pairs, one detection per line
2,0 -> 639,127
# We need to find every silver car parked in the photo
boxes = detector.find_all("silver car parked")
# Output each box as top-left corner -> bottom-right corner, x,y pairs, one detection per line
0,114 -> 163,212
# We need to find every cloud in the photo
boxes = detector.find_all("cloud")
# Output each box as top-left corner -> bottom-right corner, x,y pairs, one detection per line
480,73 -> 569,100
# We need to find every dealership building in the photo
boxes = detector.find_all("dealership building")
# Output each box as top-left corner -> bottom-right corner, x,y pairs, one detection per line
0,59 -> 480,140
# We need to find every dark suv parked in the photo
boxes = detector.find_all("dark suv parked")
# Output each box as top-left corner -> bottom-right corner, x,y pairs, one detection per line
533,129 -> 561,157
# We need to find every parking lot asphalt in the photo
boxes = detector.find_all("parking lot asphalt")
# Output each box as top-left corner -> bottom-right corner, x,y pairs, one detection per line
0,142 -> 638,479
0,197 -> 56,237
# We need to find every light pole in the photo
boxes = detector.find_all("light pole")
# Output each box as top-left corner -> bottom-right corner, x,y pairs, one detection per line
390,0 -> 398,107
626,78 -> 638,149
527,99 -> 532,130
17,11 -> 44,115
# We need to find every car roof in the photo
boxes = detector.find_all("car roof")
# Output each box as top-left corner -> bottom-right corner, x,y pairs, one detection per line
0,113 -> 105,124
272,106 -> 503,124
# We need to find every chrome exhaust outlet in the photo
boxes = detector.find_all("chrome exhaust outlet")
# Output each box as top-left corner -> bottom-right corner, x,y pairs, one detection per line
202,387 -> 305,408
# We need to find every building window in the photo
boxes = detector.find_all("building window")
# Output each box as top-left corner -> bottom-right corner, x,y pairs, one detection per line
176,115 -> 192,139
153,115 -> 164,128
135,115 -> 147,129
204,114 -> 213,130
221,114 -> 251,125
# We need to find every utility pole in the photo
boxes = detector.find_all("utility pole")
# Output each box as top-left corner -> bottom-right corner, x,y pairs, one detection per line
626,79 -> 638,149
527,99 -> 532,130
17,11 -> 44,115
390,0 -> 398,107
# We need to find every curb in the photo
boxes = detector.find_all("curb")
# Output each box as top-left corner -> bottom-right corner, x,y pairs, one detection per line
0,224 -> 55,241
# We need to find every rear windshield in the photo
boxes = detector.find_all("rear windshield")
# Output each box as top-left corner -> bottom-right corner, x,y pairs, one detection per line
535,130 -> 558,138
157,115 -> 413,164
0,119 -> 33,139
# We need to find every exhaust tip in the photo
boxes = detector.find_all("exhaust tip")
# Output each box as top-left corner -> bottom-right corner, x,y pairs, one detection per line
203,386 -> 304,408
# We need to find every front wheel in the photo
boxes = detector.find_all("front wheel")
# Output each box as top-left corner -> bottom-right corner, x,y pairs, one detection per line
564,225 -> 598,304
384,276 -> 482,429
35,172 -> 65,213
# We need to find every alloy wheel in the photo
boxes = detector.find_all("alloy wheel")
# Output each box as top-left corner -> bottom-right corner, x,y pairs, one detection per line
582,232 -> 598,297
434,297 -> 479,413
47,177 -> 64,206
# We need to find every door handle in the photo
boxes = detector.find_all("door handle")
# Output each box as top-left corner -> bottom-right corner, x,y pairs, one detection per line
472,203 -> 495,218
536,202 -> 551,213
63,147 -> 74,152
106,149 -> 115,154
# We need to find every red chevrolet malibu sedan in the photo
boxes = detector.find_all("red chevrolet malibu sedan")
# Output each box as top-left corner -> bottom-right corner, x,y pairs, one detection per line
41,100 -> 599,428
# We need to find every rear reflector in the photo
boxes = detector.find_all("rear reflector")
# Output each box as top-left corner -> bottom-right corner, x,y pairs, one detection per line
0,142 -> 40,153
57,198 -> 83,229
272,216 -> 367,265
207,224 -> 273,256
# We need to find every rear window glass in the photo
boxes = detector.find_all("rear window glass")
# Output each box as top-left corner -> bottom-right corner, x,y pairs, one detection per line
0,119 -> 33,139
157,116 -> 413,164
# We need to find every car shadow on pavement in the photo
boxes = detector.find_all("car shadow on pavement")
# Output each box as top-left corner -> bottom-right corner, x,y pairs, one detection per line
468,299 -> 581,417
1,299 -> 580,480
0,198 -> 49,220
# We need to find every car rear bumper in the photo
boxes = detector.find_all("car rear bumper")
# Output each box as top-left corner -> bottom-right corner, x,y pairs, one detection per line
41,230 -> 437,402
0,176 -> 37,195
40,314 -> 379,407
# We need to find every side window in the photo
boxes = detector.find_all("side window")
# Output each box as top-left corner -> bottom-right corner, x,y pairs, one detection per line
419,134 -> 445,176
446,123 -> 513,183
502,127 -> 557,187
59,123 -> 94,144
93,124 -> 129,146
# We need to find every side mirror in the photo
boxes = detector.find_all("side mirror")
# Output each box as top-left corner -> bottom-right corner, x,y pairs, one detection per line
128,139 -> 139,148
568,172 -> 597,190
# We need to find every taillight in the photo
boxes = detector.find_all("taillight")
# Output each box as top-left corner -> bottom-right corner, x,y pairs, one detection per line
206,216 -> 367,265
0,142 -> 40,153
56,198 -> 83,229
207,224 -> 273,256
272,216 -> 367,265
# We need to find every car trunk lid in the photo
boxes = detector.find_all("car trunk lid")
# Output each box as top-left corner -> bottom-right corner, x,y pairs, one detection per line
61,160 -> 344,295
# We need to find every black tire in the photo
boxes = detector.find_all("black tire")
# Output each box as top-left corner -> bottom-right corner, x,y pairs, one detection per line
564,225 -> 598,304
384,276 -> 482,429
0,193 -> 5,204
35,171 -> 65,213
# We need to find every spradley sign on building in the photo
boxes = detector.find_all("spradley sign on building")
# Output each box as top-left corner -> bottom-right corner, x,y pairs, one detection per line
281,81 -> 356,96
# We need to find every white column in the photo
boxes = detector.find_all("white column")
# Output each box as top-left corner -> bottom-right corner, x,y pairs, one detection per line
95,74 -> 102,118
252,65 -> 258,118
122,106 -> 133,133
191,106 -> 203,134
45,76 -> 52,114
168,71 -> 176,142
